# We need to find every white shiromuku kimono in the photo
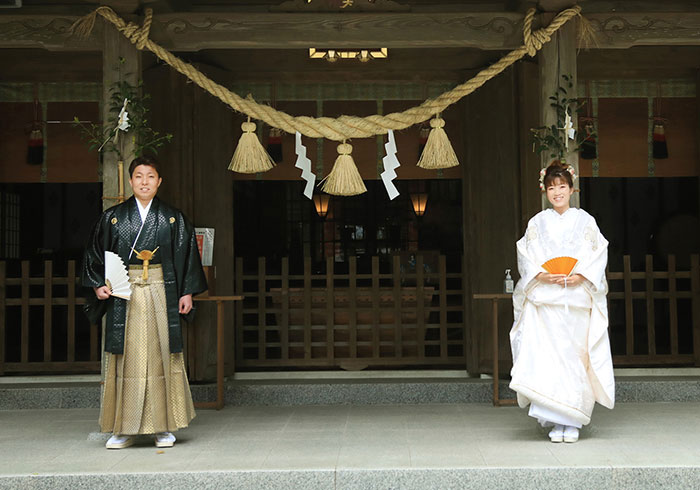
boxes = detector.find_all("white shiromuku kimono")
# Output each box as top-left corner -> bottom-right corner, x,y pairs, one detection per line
509,207 -> 615,428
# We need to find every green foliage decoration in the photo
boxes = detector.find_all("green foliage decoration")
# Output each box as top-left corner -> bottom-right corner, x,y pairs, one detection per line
530,74 -> 593,162
74,80 -> 172,161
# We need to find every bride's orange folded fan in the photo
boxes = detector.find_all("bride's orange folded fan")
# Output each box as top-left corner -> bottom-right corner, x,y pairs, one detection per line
542,256 -> 578,275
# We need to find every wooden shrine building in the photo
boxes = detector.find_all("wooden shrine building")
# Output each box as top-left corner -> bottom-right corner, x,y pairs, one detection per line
0,0 -> 699,382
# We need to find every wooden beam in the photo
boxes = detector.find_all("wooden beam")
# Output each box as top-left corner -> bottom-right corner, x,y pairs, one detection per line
2,10 -> 700,51
148,12 -> 525,51
537,0 -> 580,11
102,0 -> 141,15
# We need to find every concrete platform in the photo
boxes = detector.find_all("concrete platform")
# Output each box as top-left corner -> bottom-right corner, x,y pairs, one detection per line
3,375 -> 700,410
1,402 -> 700,489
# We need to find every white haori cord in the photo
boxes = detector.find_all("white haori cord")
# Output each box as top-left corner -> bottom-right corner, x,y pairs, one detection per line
128,219 -> 147,260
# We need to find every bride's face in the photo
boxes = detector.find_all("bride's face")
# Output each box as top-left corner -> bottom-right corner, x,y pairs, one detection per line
546,177 -> 574,212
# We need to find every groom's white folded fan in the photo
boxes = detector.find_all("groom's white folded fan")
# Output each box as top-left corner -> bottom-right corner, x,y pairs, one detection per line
105,251 -> 132,300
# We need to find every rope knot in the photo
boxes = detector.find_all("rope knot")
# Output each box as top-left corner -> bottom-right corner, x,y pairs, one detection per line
337,143 -> 353,155
522,8 -> 552,57
119,8 -> 153,50
522,6 -> 580,57
429,117 -> 445,129
241,121 -> 257,133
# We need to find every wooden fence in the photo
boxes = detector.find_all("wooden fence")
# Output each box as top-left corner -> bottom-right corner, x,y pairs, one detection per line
235,254 -> 466,369
1,253 -> 697,375
475,254 -> 700,375
0,260 -> 100,374
609,254 -> 700,365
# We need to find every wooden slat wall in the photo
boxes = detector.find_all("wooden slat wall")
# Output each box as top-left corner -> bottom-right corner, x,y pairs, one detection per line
67,261 -> 76,363
0,262 -> 5,375
692,255 -> 700,365
606,254 -> 699,366
476,253 -> 700,374
235,254 -> 466,369
669,255 -> 678,356
2,253 -> 699,374
20,261 -> 29,364
0,260 -> 101,374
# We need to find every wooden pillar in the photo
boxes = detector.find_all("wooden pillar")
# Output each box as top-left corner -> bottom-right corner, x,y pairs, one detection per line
463,67 -> 520,375
696,70 -> 700,219
517,61 -> 541,231
144,63 -> 235,382
192,70 -> 235,381
102,27 -> 140,210
538,13 -> 579,208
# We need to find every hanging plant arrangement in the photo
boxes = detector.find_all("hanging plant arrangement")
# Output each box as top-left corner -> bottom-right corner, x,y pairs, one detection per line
74,79 -> 172,162
530,74 -> 592,163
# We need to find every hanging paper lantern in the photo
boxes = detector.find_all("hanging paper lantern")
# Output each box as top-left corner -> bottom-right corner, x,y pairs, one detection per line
652,121 -> 668,159
418,125 -> 430,157
27,97 -> 43,165
579,120 -> 596,160
267,127 -> 283,163
27,123 -> 44,165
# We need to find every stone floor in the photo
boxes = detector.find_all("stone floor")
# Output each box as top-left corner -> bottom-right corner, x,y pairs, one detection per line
1,402 -> 700,489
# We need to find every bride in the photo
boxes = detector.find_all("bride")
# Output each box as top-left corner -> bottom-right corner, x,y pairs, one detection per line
509,161 -> 615,443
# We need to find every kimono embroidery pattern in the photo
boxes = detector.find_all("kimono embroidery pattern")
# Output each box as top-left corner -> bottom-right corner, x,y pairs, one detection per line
584,225 -> 598,251
526,224 -> 538,244
535,210 -> 589,259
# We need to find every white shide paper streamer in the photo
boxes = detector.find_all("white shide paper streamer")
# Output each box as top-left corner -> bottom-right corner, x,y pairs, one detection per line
294,131 -> 316,199
380,129 -> 401,200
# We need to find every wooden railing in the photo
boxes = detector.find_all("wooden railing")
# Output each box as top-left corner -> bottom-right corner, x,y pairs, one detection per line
472,293 -> 517,407
235,254 -> 466,369
609,255 -> 700,365
3,253 -> 696,376
0,260 -> 101,374
475,254 -> 700,392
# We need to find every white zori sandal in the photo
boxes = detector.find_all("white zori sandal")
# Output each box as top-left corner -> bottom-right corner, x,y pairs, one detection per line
155,432 -> 176,448
563,426 -> 579,443
548,424 -> 564,443
106,434 -> 133,449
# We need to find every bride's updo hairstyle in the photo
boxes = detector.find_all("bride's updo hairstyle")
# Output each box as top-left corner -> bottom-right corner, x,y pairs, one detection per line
543,160 -> 574,188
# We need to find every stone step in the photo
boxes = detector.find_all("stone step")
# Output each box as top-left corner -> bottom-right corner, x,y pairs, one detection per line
1,402 -> 700,489
1,374 -> 700,410
1,467 -> 698,490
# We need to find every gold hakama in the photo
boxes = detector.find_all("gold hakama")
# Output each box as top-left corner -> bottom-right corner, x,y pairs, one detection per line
99,265 -> 195,435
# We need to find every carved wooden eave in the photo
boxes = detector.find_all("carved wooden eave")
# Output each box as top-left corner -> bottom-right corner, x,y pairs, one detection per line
147,12 -> 524,51
1,11 -> 700,51
586,12 -> 700,48
0,15 -> 101,50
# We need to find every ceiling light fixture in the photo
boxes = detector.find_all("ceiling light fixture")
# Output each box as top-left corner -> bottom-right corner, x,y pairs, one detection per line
309,48 -> 388,62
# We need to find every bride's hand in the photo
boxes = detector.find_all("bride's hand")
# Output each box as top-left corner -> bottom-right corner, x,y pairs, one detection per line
553,274 -> 584,286
536,272 -> 566,284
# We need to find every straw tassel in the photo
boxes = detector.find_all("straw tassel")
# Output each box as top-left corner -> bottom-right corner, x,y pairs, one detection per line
320,142 -> 367,196
69,9 -> 99,38
576,13 -> 599,51
228,119 -> 275,174
417,116 -> 459,169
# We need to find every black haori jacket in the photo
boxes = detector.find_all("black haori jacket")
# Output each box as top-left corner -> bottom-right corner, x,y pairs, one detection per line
82,196 -> 207,354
